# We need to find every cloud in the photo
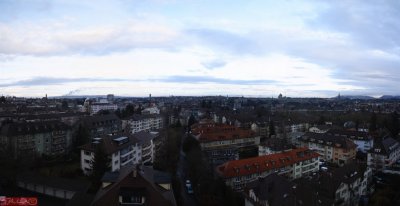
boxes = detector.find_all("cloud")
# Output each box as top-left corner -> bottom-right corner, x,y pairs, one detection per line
0,75 -> 277,88
155,75 -> 276,85
186,28 -> 262,55
0,77 -> 135,87
0,20 -> 180,56
201,59 -> 227,69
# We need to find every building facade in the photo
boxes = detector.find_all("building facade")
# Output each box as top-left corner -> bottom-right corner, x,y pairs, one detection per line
327,129 -> 373,153
216,148 -> 320,191
191,122 -> 261,166
79,134 -> 142,175
367,137 -> 400,171
89,103 -> 118,114
300,132 -> 357,166
80,114 -> 122,139
0,121 -> 72,158
125,114 -> 163,134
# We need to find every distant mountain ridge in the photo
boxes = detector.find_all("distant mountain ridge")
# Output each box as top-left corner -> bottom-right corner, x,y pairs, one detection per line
379,95 -> 400,99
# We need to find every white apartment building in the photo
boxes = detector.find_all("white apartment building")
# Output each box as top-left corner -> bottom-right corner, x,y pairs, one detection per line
79,135 -> 142,175
126,114 -> 163,134
134,131 -> 157,164
90,103 -> 118,114
141,106 -> 160,115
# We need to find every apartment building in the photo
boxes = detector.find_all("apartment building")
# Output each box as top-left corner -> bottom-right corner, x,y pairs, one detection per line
294,163 -> 372,206
367,137 -> 400,171
299,132 -> 357,166
191,122 -> 260,166
125,114 -> 163,134
91,165 -> 177,206
0,120 -> 72,158
80,114 -> 122,139
134,131 -> 157,164
216,148 -> 320,191
89,103 -> 118,114
258,138 -> 292,156
327,129 -> 374,153
79,134 -> 142,175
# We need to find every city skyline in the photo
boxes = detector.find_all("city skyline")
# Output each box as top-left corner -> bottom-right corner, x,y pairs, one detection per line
1,0 -> 400,97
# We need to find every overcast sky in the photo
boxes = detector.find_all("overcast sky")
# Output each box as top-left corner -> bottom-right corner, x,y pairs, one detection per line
1,0 -> 400,97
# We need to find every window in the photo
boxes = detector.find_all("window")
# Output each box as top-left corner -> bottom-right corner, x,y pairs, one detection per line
85,151 -> 91,156
121,196 -> 142,204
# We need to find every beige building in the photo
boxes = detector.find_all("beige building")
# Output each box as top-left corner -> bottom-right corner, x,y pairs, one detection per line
299,132 -> 357,166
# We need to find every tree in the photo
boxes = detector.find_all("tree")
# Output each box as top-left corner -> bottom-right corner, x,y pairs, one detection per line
269,121 -> 276,137
370,113 -> 378,132
61,100 -> 69,110
125,104 -> 135,116
387,112 -> 400,137
317,115 -> 326,125
91,144 -> 110,188
0,96 -> 6,103
187,114 -> 197,132
74,124 -> 90,148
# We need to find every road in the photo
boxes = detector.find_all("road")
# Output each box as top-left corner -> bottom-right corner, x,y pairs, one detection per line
177,132 -> 197,206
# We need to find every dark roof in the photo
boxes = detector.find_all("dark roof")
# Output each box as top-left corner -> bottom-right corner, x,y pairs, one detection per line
369,137 -> 400,155
66,193 -> 95,206
191,123 -> 258,142
128,114 -> 162,121
261,138 -> 292,152
134,131 -> 157,144
81,114 -> 121,129
17,173 -> 90,192
101,171 -> 120,183
79,133 -> 140,154
91,166 -> 176,206
244,173 -> 296,206
294,162 -> 367,203
327,129 -> 371,141
17,112 -> 86,121
300,132 -> 357,149
1,120 -> 69,136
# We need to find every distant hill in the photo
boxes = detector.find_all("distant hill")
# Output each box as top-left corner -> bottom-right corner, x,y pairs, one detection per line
333,95 -> 375,100
380,95 -> 400,100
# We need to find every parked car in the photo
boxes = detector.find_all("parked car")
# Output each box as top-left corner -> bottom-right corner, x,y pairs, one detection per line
185,180 -> 194,194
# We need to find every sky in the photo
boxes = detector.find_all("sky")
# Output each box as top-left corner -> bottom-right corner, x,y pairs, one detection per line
1,0 -> 400,98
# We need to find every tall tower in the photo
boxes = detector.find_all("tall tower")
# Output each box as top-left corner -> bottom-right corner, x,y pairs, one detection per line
149,93 -> 152,106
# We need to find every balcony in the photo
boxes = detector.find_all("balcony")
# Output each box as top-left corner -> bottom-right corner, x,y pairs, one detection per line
120,150 -> 133,158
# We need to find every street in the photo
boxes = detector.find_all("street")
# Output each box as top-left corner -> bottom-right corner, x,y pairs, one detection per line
177,132 -> 197,206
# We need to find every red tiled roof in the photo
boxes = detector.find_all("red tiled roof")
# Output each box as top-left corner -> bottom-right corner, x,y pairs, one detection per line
191,123 -> 257,142
216,148 -> 319,178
